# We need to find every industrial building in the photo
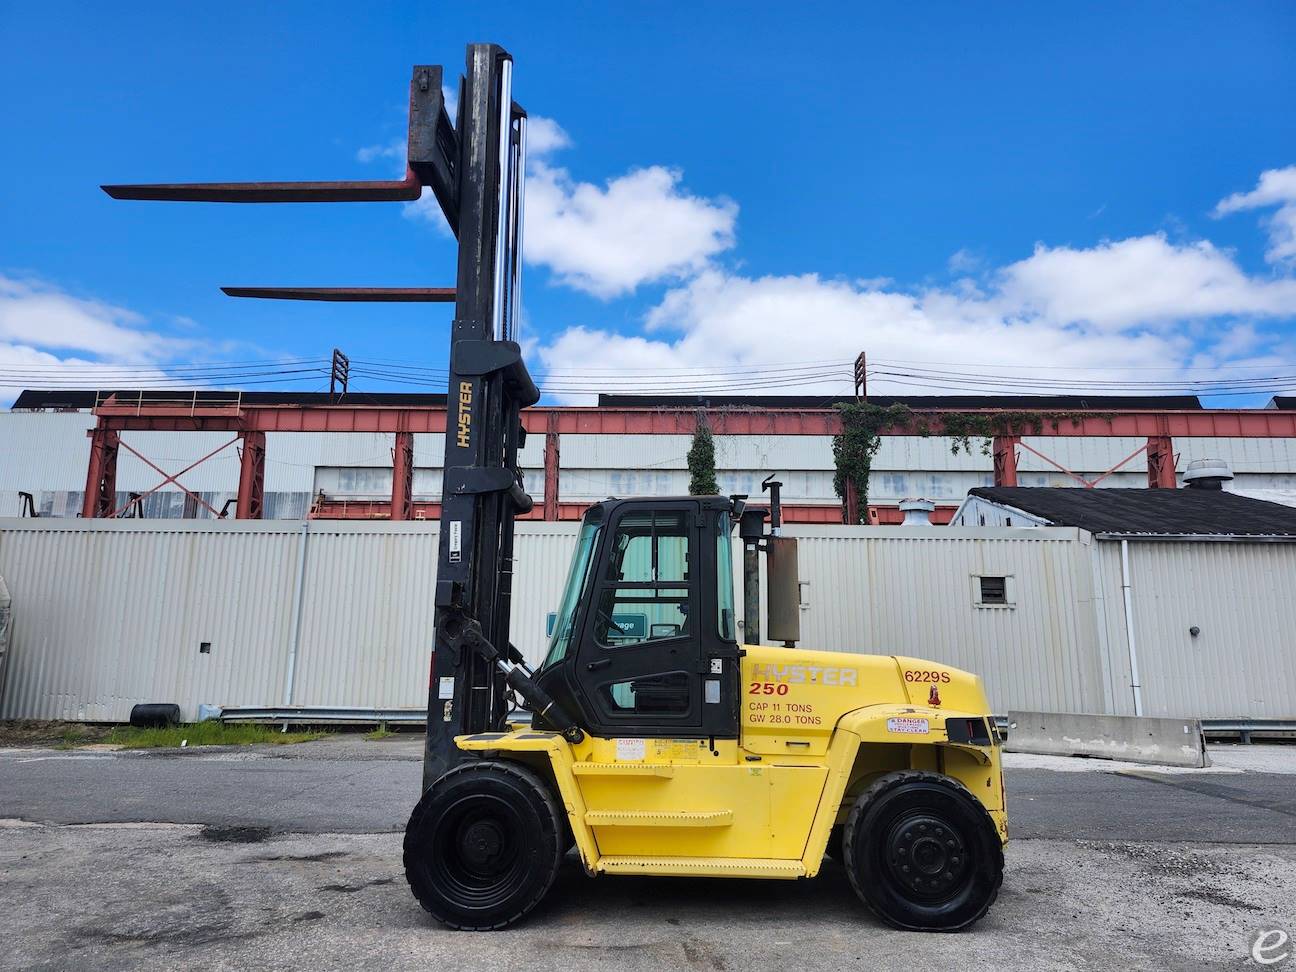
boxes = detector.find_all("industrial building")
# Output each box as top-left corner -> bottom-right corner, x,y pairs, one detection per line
2,388 -> 1294,729
4,390 -> 1296,522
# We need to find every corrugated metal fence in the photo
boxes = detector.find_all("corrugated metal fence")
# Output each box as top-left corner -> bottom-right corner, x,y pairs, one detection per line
1092,540 -> 1296,719
0,518 -> 1291,721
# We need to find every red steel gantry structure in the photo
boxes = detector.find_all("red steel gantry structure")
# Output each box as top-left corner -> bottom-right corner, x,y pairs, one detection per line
80,397 -> 1296,524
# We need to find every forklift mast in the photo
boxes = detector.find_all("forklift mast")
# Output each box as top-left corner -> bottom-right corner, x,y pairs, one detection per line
424,44 -> 537,784
101,43 -> 575,785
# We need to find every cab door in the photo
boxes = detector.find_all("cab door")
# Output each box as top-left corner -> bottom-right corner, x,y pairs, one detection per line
574,503 -> 704,735
571,500 -> 740,739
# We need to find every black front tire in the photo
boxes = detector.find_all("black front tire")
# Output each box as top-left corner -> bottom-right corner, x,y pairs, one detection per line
404,760 -> 564,930
843,770 -> 1003,931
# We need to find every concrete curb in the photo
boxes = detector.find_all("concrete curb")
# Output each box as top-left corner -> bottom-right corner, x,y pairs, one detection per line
1006,710 -> 1211,768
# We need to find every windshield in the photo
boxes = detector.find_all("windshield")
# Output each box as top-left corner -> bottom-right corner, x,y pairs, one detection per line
539,511 -> 604,669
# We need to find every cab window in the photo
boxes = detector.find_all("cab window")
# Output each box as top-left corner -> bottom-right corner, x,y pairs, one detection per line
594,509 -> 691,648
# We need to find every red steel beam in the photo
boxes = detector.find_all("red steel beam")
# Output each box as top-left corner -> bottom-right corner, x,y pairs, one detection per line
92,405 -> 1296,438
391,431 -> 415,521
81,427 -> 120,518
543,413 -> 560,521
992,435 -> 1019,487
843,479 -> 861,525
1147,435 -> 1177,488
305,498 -> 954,524
236,431 -> 266,519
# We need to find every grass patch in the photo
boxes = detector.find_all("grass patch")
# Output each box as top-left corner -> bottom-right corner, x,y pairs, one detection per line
365,722 -> 395,740
106,722 -> 328,749
54,724 -> 104,749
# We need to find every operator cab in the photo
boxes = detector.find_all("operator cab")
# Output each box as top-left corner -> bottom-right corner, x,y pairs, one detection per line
532,496 -> 743,739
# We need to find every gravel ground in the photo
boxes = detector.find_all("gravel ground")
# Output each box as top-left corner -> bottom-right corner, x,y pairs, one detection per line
1,821 -> 1292,972
1,738 -> 1293,970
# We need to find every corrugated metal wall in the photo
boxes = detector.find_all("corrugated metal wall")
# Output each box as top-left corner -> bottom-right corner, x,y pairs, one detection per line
0,518 -> 1292,721
779,526 -> 1104,713
1092,540 -> 1296,719
0,520 -> 302,721
0,519 -> 581,720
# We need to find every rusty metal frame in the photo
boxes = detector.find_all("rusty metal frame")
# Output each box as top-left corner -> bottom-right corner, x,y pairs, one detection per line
1014,438 -> 1153,489
78,402 -> 1296,521
111,435 -> 240,518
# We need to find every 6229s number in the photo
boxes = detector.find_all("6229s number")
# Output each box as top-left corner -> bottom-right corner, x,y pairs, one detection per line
904,670 -> 951,683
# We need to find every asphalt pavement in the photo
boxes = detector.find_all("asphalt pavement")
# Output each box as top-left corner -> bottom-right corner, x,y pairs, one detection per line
1,735 -> 1292,843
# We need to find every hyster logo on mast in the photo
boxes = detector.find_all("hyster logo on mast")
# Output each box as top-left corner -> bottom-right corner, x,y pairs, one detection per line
456,381 -> 473,448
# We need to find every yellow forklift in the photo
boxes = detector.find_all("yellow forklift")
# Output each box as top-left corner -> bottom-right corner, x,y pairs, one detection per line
411,494 -> 1006,932
104,41 -> 1005,934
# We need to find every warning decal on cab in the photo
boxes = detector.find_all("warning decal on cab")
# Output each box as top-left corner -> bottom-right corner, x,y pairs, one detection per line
886,717 -> 930,735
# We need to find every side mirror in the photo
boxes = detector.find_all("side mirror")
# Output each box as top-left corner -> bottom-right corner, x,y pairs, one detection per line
738,508 -> 768,542
729,494 -> 747,521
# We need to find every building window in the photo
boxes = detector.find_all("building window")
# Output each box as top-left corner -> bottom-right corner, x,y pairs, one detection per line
978,576 -> 1008,606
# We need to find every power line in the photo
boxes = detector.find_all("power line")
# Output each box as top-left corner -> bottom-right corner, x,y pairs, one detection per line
6,352 -> 1296,399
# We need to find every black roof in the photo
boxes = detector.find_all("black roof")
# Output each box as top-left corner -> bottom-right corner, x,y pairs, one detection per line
597,393 -> 1204,410
12,389 -> 1208,412
11,389 -> 447,410
1271,397 -> 1296,411
968,486 -> 1296,537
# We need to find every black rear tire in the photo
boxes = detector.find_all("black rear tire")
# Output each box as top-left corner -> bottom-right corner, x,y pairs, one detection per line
404,760 -> 564,930
843,770 -> 1003,931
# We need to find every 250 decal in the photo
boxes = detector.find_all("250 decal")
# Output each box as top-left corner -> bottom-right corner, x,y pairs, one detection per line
748,682 -> 790,696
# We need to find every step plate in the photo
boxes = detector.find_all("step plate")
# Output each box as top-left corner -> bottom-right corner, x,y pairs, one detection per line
597,856 -> 805,879
571,763 -> 674,778
584,810 -> 733,828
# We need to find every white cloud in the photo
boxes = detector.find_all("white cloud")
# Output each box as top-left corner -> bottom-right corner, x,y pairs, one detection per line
356,140 -> 404,165
525,163 -> 737,299
1214,165 -> 1296,266
526,116 -> 570,156
947,249 -> 983,274
0,275 -> 194,404
390,112 -> 737,297
0,275 -> 187,359
995,235 -> 1296,330
539,227 -> 1296,404
0,343 -> 173,404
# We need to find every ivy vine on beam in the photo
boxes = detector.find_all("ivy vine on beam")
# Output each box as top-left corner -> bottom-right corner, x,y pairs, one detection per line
831,403 -> 1100,523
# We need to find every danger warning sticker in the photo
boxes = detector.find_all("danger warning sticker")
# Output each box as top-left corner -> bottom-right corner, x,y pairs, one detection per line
615,737 -> 646,761
886,717 -> 930,735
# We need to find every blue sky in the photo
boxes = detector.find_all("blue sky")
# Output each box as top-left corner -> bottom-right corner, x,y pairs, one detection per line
2,1 -> 1295,405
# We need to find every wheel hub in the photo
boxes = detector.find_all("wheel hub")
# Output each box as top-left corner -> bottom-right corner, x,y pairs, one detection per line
885,812 -> 968,900
459,819 -> 505,872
